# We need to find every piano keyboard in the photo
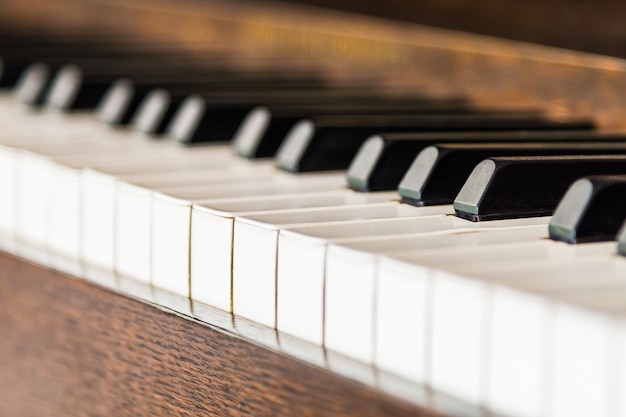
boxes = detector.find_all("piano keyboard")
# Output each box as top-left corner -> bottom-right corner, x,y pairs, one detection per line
3,24 -> 626,417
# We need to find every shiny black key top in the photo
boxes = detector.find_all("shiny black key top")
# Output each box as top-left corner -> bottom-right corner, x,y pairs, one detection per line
231,100 -> 520,159
167,90 -> 448,144
276,115 -> 594,172
348,130 -> 626,193
549,176 -> 626,243
399,140 -> 626,205
454,155 -> 626,221
616,220 -> 626,256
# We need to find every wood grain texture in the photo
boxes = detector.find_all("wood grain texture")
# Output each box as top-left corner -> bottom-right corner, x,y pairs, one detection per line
0,252 -> 443,417
3,0 -> 626,131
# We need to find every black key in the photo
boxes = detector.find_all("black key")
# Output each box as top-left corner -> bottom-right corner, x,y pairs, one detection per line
2,45 -> 207,89
275,115 -> 595,173
549,176 -> 626,243
131,88 -> 191,135
12,62 -> 51,105
454,155 -> 626,221
616,220 -> 626,256
231,100 -> 525,158
167,90 -> 456,144
42,57 -> 328,111
347,130 -> 626,192
96,76 -> 283,127
399,140 -> 626,205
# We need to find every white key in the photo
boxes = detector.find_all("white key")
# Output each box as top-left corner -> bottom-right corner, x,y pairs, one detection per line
190,190 -> 397,312
83,162 -> 274,269
14,151 -> 53,247
46,163 -> 81,258
279,215 -> 546,349
235,204 -> 450,329
392,241 -> 617,412
108,152 -> 247,277
373,227 -> 549,388
376,257 -> 432,385
426,248 -> 624,414
488,286 -> 552,417
115,182 -> 153,282
430,269 -> 489,405
550,303 -> 622,417
0,146 -> 15,237
48,157 -> 224,260
150,166 -> 281,296
117,173 -> 344,284
10,137 -> 226,250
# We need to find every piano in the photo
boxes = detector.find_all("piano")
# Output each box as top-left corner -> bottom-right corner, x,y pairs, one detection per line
2,0 -> 626,416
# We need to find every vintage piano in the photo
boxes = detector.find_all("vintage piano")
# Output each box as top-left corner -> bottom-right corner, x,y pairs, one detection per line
2,0 -> 626,416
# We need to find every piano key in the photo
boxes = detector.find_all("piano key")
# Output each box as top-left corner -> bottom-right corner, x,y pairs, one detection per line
168,88 -> 452,145
549,175 -> 626,243
350,131 -> 626,193
400,141 -> 626,206
454,155 -> 626,221
316,226 -> 546,383
1,41 -> 150,88
231,204 -> 451,328
382,255 -> 602,409
80,162 -> 277,267
12,62 -> 51,105
97,70 -> 335,127
278,216 -> 548,347
617,220 -> 626,257
155,194 -> 407,299
382,237 -> 624,413
320,221 -> 549,366
152,176 -> 381,298
295,227 -> 546,386
275,114 -> 595,173
477,257 -> 626,417
189,190 -> 398,312
13,144 -> 242,251
116,173 -> 345,284
231,99 -> 491,159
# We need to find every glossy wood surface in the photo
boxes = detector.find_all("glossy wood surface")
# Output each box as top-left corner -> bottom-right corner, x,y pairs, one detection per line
0,252 -> 446,417
4,0 -> 626,130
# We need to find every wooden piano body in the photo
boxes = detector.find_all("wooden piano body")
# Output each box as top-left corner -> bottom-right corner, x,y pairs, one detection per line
2,0 -> 626,415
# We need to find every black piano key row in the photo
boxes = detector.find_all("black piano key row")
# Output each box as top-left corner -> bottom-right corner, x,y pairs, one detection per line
3,30 -> 626,252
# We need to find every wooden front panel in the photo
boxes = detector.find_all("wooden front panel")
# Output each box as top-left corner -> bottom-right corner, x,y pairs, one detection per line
0,252 -> 444,417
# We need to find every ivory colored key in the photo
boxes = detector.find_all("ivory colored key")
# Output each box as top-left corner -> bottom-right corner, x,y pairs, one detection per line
278,215 -> 547,347
317,218 -> 549,361
189,190 -> 398,312
17,142 -> 234,238
14,144 -> 239,251
480,257 -> 626,417
382,247 -> 622,413
232,204 -> 450,328
116,173 -> 345,284
314,227 -> 549,383
81,161 -> 275,268
151,173 -> 375,297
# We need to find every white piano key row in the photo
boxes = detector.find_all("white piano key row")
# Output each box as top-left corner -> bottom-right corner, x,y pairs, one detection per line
2,94 -> 626,417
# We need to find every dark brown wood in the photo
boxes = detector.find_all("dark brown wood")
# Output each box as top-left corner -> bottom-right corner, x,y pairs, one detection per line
3,0 -> 626,131
282,0 -> 626,60
0,252 -> 444,417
